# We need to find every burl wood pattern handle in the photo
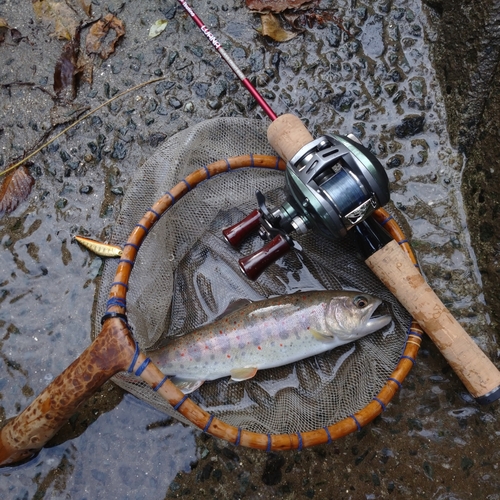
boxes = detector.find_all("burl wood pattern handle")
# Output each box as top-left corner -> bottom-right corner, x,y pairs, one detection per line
0,320 -> 136,466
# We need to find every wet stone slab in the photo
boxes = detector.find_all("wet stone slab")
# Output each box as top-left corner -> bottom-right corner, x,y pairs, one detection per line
0,0 -> 499,498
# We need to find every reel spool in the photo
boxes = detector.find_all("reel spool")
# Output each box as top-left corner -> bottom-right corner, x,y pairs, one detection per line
224,131 -> 390,280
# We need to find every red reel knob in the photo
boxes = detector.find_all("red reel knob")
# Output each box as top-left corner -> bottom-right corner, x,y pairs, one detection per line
238,234 -> 292,281
222,209 -> 262,247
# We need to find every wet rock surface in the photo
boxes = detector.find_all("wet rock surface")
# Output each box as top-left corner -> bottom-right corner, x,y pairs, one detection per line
424,0 -> 500,331
0,0 -> 499,499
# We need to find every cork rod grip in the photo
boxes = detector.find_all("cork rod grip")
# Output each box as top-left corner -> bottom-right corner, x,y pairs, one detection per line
366,240 -> 500,402
267,114 -> 314,162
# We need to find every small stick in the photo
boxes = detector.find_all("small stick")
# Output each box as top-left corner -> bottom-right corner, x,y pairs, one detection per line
0,77 -> 167,178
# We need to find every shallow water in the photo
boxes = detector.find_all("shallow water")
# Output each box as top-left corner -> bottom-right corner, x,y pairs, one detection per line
1,0 -> 499,498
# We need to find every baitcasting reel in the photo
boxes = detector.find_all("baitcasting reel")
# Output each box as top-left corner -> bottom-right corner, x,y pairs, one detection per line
223,134 -> 390,280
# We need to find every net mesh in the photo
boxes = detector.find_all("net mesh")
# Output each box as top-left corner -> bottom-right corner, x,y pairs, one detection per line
92,117 -> 410,434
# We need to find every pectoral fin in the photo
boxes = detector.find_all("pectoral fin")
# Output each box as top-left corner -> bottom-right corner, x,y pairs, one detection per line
170,377 -> 205,394
310,328 -> 334,343
229,367 -> 258,382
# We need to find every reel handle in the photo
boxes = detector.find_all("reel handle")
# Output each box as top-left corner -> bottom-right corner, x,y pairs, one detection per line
239,234 -> 292,281
366,240 -> 500,404
223,209 -> 261,247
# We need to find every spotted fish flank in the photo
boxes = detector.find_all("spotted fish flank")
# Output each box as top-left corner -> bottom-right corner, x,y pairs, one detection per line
149,290 -> 392,394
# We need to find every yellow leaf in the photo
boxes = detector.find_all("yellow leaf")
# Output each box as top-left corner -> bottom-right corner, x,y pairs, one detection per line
0,17 -> 8,28
260,13 -> 297,42
74,236 -> 123,257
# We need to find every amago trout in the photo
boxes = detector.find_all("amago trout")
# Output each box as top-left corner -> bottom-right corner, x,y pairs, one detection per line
149,290 -> 392,394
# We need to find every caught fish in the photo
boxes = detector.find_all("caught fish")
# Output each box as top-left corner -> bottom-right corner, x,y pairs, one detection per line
74,235 -> 123,257
149,290 -> 392,394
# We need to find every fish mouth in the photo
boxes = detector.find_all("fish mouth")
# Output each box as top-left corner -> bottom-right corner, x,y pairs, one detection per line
365,301 -> 392,333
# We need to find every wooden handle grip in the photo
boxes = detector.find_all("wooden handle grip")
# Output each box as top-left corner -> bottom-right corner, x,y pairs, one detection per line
366,240 -> 500,402
0,320 -> 136,466
267,113 -> 314,162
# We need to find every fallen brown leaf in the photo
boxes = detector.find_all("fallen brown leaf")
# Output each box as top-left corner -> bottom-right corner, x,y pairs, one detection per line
246,0 -> 312,13
86,14 -> 125,60
78,0 -> 91,17
0,166 -> 35,215
0,17 -> 8,44
54,29 -> 81,100
259,12 -> 297,42
32,0 -> 84,40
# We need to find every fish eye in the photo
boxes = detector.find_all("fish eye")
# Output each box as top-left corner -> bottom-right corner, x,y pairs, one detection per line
353,295 -> 368,308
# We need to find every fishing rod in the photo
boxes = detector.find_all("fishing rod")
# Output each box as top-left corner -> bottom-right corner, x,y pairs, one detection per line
177,0 -> 500,404
177,0 -> 390,275
177,0 -> 277,121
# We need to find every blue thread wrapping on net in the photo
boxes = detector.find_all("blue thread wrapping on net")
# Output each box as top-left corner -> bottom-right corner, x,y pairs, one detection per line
401,355 -> 415,365
275,156 -> 281,169
135,358 -> 151,376
297,432 -> 303,451
266,434 -> 272,452
203,165 -> 211,179
127,342 -> 140,373
182,179 -> 192,191
173,395 -> 188,411
124,242 -> 140,251
164,191 -> 176,205
100,312 -> 128,325
408,326 -> 423,339
398,239 -> 409,245
119,258 -> 134,267
323,426 -> 333,444
136,223 -> 149,235
399,319 -> 416,358
225,158 -> 231,171
154,375 -> 169,392
111,281 -> 129,290
374,397 -> 386,411
388,377 -> 402,389
106,297 -> 126,310
379,215 -> 393,225
148,208 -> 160,219
250,153 -> 254,167
203,415 -> 214,433
349,415 -> 362,431
234,427 -> 242,446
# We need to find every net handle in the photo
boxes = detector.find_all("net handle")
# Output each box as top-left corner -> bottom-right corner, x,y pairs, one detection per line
0,319 -> 137,466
